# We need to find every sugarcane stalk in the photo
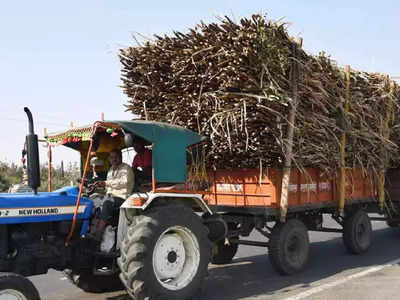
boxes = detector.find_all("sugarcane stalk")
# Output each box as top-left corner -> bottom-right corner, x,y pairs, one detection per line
338,66 -> 351,214
280,37 -> 303,222
378,78 -> 393,210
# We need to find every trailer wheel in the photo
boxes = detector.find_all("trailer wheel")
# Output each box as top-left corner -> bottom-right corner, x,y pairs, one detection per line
0,273 -> 40,300
386,220 -> 399,228
118,205 -> 211,300
343,210 -> 372,254
269,219 -> 309,275
211,222 -> 239,265
211,239 -> 238,265
66,271 -> 124,293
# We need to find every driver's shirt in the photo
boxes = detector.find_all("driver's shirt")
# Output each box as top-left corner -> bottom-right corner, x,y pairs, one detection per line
105,162 -> 134,199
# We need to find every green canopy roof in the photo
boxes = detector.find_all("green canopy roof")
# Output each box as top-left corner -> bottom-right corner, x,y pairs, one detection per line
112,120 -> 205,183
46,120 -> 205,183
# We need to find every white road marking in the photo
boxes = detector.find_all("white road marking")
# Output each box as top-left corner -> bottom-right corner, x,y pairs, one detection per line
59,277 -> 68,281
284,257 -> 400,300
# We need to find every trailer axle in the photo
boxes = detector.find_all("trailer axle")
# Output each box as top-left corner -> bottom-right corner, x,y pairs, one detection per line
230,238 -> 269,247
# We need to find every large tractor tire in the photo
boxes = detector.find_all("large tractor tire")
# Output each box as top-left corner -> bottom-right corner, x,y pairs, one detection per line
343,209 -> 372,254
118,205 -> 211,300
269,219 -> 310,275
0,272 -> 41,300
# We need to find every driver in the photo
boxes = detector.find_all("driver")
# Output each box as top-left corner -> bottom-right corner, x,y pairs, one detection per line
91,149 -> 134,241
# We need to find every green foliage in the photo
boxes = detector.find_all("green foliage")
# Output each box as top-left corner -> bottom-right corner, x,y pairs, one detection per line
0,162 -> 23,192
0,161 -> 80,193
38,162 -> 80,192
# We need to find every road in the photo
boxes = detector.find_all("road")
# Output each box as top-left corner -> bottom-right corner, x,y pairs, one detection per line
30,216 -> 400,300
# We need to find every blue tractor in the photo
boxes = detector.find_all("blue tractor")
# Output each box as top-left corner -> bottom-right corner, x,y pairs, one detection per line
0,108 -> 220,300
0,108 -> 127,298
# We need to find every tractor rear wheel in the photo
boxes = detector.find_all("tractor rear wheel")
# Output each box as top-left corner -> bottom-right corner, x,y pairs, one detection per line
118,205 -> 211,300
269,219 -> 310,275
0,272 -> 40,300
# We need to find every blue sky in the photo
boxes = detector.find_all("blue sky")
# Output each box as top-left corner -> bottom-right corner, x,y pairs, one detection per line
1,1 -> 399,166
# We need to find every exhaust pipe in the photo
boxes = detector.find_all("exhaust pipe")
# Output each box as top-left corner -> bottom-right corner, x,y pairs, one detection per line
24,107 -> 40,194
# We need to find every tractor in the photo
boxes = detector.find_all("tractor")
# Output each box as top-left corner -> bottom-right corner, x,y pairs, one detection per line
0,108 -> 221,300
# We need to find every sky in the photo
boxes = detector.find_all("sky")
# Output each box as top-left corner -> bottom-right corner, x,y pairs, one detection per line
1,0 -> 399,167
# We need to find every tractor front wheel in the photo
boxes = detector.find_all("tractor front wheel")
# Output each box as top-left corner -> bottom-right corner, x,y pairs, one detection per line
0,273 -> 40,300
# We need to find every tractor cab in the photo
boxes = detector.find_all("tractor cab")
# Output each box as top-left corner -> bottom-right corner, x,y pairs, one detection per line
45,120 -> 206,194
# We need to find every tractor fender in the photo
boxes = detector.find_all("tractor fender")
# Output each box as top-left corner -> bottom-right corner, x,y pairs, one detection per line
117,192 -> 212,249
121,192 -> 212,214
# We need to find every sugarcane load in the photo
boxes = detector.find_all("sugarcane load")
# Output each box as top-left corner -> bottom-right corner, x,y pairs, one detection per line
120,14 -> 400,175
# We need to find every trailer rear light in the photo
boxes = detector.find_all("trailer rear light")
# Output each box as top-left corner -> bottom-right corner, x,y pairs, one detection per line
132,197 -> 147,206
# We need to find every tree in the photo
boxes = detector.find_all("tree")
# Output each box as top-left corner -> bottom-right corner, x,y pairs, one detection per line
0,161 -> 79,193
0,162 -> 23,192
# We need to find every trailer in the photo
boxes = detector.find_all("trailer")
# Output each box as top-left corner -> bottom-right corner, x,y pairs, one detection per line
111,121 -> 400,299
122,165 -> 399,279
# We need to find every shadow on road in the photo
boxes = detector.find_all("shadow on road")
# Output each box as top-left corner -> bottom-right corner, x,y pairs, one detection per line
105,227 -> 400,300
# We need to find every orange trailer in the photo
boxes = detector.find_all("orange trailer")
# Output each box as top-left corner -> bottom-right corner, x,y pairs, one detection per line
151,166 -> 399,275
203,168 -> 375,208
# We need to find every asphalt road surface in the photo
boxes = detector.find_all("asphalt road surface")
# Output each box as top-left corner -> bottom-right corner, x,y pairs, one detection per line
30,215 -> 400,300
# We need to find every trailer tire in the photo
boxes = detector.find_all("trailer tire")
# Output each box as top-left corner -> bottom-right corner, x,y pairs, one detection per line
343,210 -> 372,254
211,222 -> 239,265
211,240 -> 238,265
0,272 -> 40,300
386,220 -> 399,228
118,205 -> 211,300
269,219 -> 309,275
64,270 -> 124,293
